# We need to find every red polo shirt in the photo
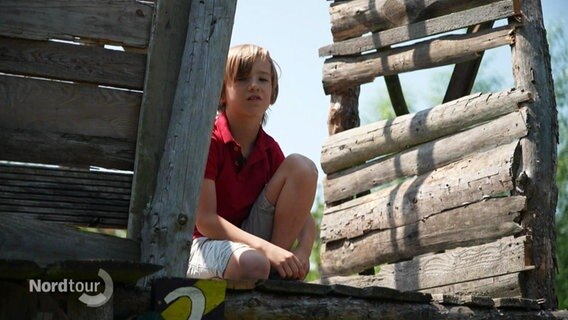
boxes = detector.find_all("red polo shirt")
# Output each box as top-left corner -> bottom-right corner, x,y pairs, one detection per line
193,112 -> 285,238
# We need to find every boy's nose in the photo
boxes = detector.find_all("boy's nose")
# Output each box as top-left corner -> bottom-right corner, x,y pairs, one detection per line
248,81 -> 260,91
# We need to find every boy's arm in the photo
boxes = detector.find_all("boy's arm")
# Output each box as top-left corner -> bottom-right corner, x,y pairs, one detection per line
196,179 -> 305,279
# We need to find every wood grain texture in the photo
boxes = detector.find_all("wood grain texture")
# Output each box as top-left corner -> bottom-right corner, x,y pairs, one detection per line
321,140 -> 519,243
128,0 -> 191,241
374,236 -> 533,291
511,0 -> 559,308
322,26 -> 515,94
0,74 -> 141,141
0,0 -> 153,47
0,37 -> 146,89
0,214 -> 138,265
320,0 -> 519,56
324,110 -> 527,203
321,196 -> 525,275
328,0 -> 503,41
321,89 -> 531,174
0,128 -> 135,170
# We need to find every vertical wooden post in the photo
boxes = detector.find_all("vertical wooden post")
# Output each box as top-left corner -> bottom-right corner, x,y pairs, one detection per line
327,87 -> 360,135
128,0 -> 191,243
140,0 -> 237,280
510,0 -> 558,309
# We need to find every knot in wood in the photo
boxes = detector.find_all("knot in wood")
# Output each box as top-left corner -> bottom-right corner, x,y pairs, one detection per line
177,214 -> 188,226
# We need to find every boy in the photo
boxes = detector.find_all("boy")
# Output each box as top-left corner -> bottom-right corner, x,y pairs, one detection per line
187,44 -> 318,280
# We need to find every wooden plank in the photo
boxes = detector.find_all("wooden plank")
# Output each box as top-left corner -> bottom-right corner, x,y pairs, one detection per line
0,171 -> 131,189
0,198 -> 128,214
140,0 -> 237,280
0,183 -> 130,201
0,164 -> 133,183
511,0 -> 558,309
127,0 -> 191,241
0,37 -> 146,90
322,25 -> 515,95
0,214 -> 138,265
0,211 -> 125,228
384,74 -> 408,116
443,22 -> 495,103
373,236 -> 533,291
430,295 -> 494,308
0,128 -> 135,170
321,141 -> 519,243
0,75 -> 141,141
0,177 -> 130,194
0,191 -> 128,207
321,89 -> 531,174
494,297 -> 541,310
0,0 -> 153,48
422,273 -> 522,297
320,196 -> 525,275
324,110 -> 527,203
328,0 -> 503,42
320,0 -> 518,56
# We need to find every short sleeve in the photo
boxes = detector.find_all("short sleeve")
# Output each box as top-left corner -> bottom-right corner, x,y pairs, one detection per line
269,140 -> 285,177
204,136 -> 221,180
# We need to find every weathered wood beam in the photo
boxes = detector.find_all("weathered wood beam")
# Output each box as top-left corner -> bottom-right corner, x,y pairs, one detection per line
0,214 -> 138,265
320,0 -> 519,57
321,140 -> 519,242
140,0 -> 237,279
321,196 -> 525,275
327,87 -> 361,135
324,110 -> 527,203
384,74 -> 409,116
322,25 -> 515,95
329,0 -> 504,42
443,21 -> 495,103
374,236 -> 533,291
0,37 -> 146,90
322,90 -> 529,173
128,0 -> 191,242
0,128 -> 134,170
511,0 -> 558,309
321,89 -> 531,174
0,0 -> 153,47
0,75 -> 141,142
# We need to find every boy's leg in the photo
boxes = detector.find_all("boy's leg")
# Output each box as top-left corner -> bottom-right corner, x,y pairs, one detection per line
264,154 -> 318,250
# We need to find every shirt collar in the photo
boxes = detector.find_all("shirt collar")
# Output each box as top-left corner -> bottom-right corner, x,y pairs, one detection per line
216,112 -> 269,150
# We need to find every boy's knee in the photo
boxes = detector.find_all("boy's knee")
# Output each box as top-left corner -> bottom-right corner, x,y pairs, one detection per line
284,154 -> 318,182
238,250 -> 270,280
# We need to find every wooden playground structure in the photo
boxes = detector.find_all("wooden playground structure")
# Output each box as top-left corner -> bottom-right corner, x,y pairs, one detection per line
0,0 -> 566,318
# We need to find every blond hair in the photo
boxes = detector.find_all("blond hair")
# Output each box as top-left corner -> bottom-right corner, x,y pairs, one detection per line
219,44 -> 279,111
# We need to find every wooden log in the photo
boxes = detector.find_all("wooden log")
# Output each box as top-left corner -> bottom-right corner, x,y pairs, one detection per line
128,0 -> 191,242
373,236 -> 533,291
0,75 -> 141,141
0,214 -> 138,265
384,74 -> 408,116
0,37 -> 146,90
443,21 -> 495,103
0,0 -> 153,48
324,110 -> 527,203
328,0 -> 503,42
321,89 -> 531,174
327,87 -> 361,135
322,25 -> 515,95
140,0 -> 237,280
321,141 -> 519,243
320,0 -> 519,57
317,273 -> 522,299
511,0 -> 559,309
225,291 -> 568,320
320,196 -> 525,275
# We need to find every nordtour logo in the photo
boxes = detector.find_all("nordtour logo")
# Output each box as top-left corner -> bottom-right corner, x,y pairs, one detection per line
29,268 -> 114,307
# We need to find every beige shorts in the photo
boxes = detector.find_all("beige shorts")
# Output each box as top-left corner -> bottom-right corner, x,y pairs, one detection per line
186,188 -> 275,279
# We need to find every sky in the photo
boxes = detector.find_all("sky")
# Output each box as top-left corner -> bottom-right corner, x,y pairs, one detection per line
230,1 -> 567,192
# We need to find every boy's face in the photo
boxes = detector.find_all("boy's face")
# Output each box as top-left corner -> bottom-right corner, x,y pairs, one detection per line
224,58 -> 273,120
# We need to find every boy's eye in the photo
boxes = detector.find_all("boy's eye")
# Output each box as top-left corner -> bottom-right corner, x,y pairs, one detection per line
260,77 -> 269,82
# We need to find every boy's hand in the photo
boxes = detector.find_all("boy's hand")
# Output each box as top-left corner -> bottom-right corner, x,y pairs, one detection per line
265,245 -> 304,279
292,247 -> 311,280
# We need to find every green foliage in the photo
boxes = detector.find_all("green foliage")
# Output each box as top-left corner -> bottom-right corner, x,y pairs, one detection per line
305,199 -> 324,282
548,21 -> 568,309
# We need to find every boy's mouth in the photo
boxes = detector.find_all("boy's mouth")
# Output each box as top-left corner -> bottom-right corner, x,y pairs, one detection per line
248,95 -> 261,101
